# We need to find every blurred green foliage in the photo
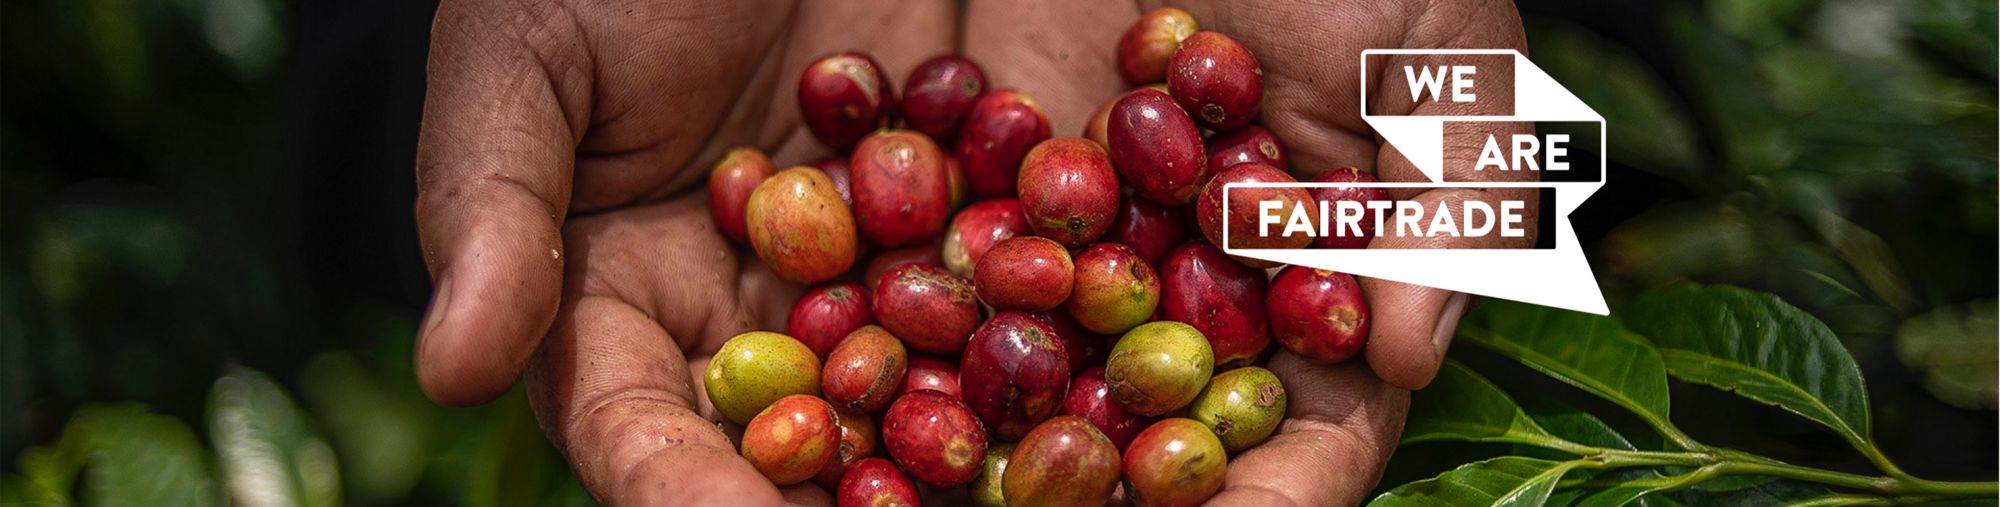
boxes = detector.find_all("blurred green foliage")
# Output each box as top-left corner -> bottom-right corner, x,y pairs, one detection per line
1533,0 -> 1997,407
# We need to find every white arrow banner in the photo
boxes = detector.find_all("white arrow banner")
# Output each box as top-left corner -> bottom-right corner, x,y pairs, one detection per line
1223,49 -> 1609,315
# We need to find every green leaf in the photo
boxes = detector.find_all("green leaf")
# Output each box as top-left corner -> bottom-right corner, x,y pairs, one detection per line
208,367 -> 341,507
1623,284 -> 1875,455
1574,483 -> 1666,507
1456,301 -> 1677,441
1403,360 -> 1570,450
1667,478 -> 1831,505
1513,392 -> 1638,453
1776,494 -> 1893,507
1544,467 -> 1676,507
11,404 -> 221,506
1370,457 -> 1581,507
1894,299 -> 1999,410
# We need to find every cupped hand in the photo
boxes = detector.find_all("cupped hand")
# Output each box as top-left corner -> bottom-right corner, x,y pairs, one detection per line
413,0 -> 951,504
965,0 -> 1535,504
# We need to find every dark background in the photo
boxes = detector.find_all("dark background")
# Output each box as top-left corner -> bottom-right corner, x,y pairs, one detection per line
2,0 -> 1993,504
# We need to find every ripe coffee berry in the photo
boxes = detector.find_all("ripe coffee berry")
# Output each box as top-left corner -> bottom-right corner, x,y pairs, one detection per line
1108,88 -> 1209,206
1017,138 -> 1121,248
957,90 -> 1052,197
1167,32 -> 1263,130
799,52 -> 897,151
902,54 -> 987,144
1267,266 -> 1371,363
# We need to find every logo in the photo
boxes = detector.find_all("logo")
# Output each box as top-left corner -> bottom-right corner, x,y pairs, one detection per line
1221,49 -> 1608,314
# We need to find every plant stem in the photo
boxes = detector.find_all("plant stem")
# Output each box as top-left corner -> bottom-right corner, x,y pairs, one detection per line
1563,447 -> 2000,500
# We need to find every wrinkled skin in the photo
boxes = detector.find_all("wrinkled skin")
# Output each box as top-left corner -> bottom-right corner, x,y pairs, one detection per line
413,1 -> 1532,505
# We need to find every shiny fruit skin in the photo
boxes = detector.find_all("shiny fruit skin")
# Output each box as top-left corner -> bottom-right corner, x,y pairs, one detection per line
1195,162 -> 1313,268
1017,137 -> 1122,247
1158,242 -> 1271,366
861,241 -> 944,293
970,442 -> 1017,507
956,90 -> 1053,197
787,282 -> 874,359
822,325 -> 908,413
705,331 -> 822,424
837,457 -> 921,507
708,147 -> 777,245
1104,192 -> 1186,267
808,156 -> 855,205
799,51 -> 897,151
898,355 -> 962,399
1108,88 -> 1209,206
973,236 -> 1075,311
813,409 -> 881,490
1035,310 -> 1107,373
1167,32 -> 1263,130
1122,418 -> 1227,507
959,312 -> 1072,439
851,130 -> 952,247
1060,366 -> 1152,449
740,394 -> 841,486
1065,243 -> 1161,335
902,54 -> 987,144
1104,321 -> 1214,416
1266,266 -> 1370,363
746,167 -> 859,284
882,390 -> 989,487
1206,125 -> 1287,171
1085,85 -> 1168,148
872,263 -> 980,355
1002,416 -> 1122,507
941,198 -> 1031,278
1116,7 -> 1200,85
1189,366 -> 1287,451
1308,167 -> 1386,249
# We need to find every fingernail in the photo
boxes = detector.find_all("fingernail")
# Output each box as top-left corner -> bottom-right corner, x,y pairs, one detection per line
418,275 -> 454,352
1431,293 -> 1472,359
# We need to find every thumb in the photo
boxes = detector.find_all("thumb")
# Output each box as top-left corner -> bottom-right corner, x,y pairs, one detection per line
413,0 -> 589,406
1359,278 -> 1471,390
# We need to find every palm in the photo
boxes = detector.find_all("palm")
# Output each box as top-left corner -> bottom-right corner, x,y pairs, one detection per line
420,0 -> 1527,504
964,1 -> 1527,504
417,1 -> 950,504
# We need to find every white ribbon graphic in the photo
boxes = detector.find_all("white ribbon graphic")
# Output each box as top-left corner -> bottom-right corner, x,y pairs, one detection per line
1223,49 -> 1609,315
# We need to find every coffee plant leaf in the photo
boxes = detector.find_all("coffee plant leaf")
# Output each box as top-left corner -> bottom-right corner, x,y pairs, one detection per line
1370,457 -> 1580,507
1404,360 -> 1566,448
1625,284 -> 1874,456
1457,301 -> 1676,436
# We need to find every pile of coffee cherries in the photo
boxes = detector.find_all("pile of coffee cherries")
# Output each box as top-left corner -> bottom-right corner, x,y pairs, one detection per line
703,8 -> 1376,507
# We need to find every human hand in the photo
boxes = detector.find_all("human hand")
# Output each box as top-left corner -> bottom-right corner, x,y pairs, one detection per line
964,0 -> 1536,504
412,1 -> 951,504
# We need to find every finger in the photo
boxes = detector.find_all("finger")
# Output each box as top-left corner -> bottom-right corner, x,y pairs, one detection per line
1208,351 -> 1410,506
1331,0 -> 1532,389
413,0 -> 595,406
1359,277 -> 1470,390
526,295 -> 804,507
768,0 -> 960,167
1360,189 -> 1530,389
1173,0 -> 1410,175
964,0 -> 1138,133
